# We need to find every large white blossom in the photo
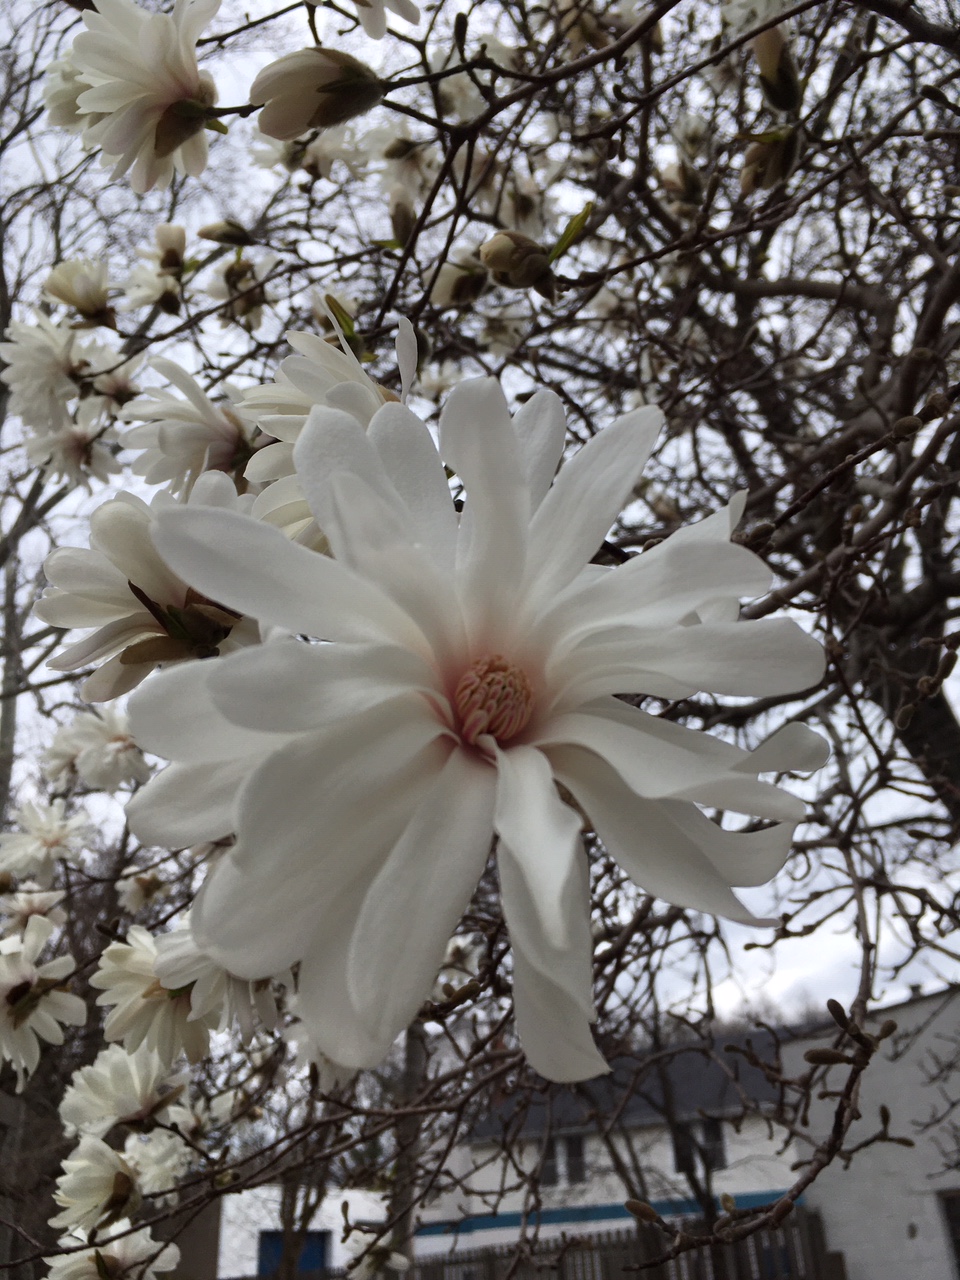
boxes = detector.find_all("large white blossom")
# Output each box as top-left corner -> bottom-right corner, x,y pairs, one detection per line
90,926 -> 218,1065
125,380 -> 826,1082
51,1134 -> 141,1234
60,1043 -> 186,1140
0,915 -> 86,1091
43,707 -> 151,792
123,1128 -> 192,1200
0,799 -> 91,887
45,1223 -> 179,1280
119,359 -> 256,497
69,0 -> 220,194
34,473 -> 257,701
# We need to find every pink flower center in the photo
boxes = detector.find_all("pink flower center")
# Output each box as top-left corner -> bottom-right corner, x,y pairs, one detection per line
453,655 -> 534,746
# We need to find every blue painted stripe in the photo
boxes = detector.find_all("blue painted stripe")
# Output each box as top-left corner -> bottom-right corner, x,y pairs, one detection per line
416,1192 -> 794,1237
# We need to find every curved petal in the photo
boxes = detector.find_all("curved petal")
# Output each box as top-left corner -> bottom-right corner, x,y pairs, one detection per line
367,402 -> 459,568
497,835 -> 595,1020
736,722 -> 831,775
511,390 -> 567,510
347,748 -> 497,1043
126,759 -> 246,846
150,506 -> 428,649
192,728 -> 451,977
439,379 -> 529,636
493,744 -> 583,949
511,943 -> 609,1082
128,658 -> 287,762
537,703 -> 804,822
552,745 -> 784,923
204,638 -> 443,735
525,407 -> 662,607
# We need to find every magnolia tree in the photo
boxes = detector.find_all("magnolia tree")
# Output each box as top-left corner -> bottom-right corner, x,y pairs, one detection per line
0,0 -> 959,1274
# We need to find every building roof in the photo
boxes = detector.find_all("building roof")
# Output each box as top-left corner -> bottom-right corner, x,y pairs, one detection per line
472,1029 -> 785,1140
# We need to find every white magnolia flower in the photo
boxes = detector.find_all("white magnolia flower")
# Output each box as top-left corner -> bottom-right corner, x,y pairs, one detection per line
0,884 -> 67,936
305,0 -> 420,40
0,915 -> 86,1092
0,316 -> 84,430
51,1134 -> 141,1234
120,359 -> 256,496
154,922 -> 285,1043
0,800 -> 91,887
25,400 -> 120,488
69,0 -> 220,195
116,871 -> 168,915
345,1228 -> 410,1280
34,474 -> 256,701
46,1223 -> 179,1280
123,1128 -> 191,1199
429,251 -> 486,309
126,380 -> 826,1082
43,706 -> 151,792
44,260 -> 113,324
250,49 -> 384,141
44,55 -> 96,133
60,1042 -> 185,1140
119,225 -> 187,314
90,925 -> 217,1065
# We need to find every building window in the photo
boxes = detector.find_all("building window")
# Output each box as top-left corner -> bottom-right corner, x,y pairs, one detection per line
701,1117 -> 727,1171
941,1192 -> 960,1270
672,1119 -> 726,1176
566,1134 -> 586,1183
540,1137 -> 559,1187
257,1229 -> 330,1276
539,1135 -> 586,1187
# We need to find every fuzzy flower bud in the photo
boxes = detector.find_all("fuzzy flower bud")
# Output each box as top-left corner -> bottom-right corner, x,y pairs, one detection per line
479,230 -> 555,300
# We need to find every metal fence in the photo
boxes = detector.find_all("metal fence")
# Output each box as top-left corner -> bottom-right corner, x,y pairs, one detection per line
410,1213 -> 846,1280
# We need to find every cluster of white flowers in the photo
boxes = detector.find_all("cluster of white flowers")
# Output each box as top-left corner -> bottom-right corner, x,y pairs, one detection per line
43,707 -> 150,793
0,916 -> 86,1091
0,800 -> 91,886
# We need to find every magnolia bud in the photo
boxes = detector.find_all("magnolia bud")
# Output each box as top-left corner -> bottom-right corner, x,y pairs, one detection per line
479,231 -> 555,300
740,128 -> 800,195
753,29 -> 803,112
198,220 -> 256,246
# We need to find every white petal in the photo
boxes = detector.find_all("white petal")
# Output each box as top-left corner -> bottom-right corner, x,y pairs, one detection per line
525,407 -> 662,607
151,506 -> 426,647
493,745 -> 583,949
497,834 -> 595,1019
126,760 -> 246,846
367,402 -> 459,568
347,748 -> 497,1043
511,945 -> 609,1082
552,745 -> 784,923
511,390 -> 567,510
736,722 -> 831,775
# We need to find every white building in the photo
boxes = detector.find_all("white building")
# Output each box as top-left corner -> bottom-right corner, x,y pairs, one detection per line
781,986 -> 960,1280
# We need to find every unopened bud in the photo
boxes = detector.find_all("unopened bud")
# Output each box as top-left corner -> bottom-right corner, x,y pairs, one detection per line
389,185 -> 417,247
752,30 -> 803,112
919,392 -> 951,422
804,1047 -> 853,1065
826,998 -> 849,1029
740,128 -> 800,196
198,220 -> 256,246
895,704 -> 915,729
479,231 -> 555,300
625,1199 -> 659,1221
